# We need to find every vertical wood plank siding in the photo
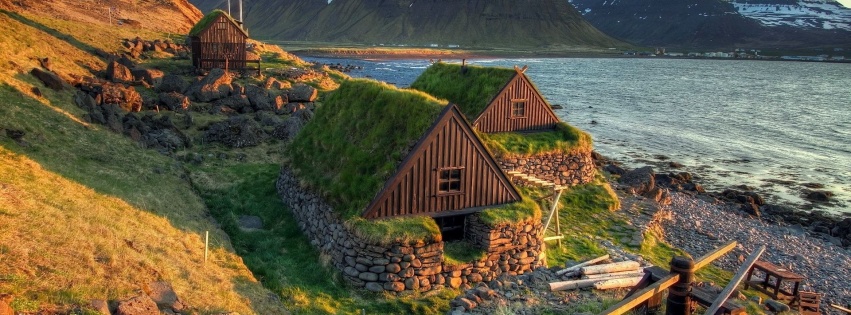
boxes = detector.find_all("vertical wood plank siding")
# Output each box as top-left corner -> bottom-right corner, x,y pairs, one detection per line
474,74 -> 560,133
364,107 -> 520,219
190,15 -> 248,71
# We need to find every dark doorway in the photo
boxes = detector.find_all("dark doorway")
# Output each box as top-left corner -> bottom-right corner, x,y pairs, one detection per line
434,214 -> 467,242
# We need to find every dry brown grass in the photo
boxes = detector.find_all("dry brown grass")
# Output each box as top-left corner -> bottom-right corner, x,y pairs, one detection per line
0,147 -> 285,314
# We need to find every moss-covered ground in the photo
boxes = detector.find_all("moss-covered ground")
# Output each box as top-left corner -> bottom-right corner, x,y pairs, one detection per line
480,122 -> 594,158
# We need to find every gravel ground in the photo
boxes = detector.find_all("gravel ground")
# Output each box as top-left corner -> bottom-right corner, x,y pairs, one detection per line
661,192 -> 851,314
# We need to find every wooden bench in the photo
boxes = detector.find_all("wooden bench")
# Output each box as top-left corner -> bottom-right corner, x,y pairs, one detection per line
744,260 -> 804,301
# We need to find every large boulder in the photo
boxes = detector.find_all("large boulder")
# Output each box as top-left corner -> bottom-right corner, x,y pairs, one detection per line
244,84 -> 274,111
203,116 -> 266,148
619,166 -> 655,196
212,95 -> 251,113
132,68 -> 164,87
265,77 -> 291,90
30,68 -> 68,90
185,68 -> 234,102
158,92 -> 190,111
106,60 -> 134,83
157,74 -> 189,93
102,83 -> 142,112
288,83 -> 318,102
115,295 -> 158,315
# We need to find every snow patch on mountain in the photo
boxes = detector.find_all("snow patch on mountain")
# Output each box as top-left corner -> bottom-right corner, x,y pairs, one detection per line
732,0 -> 851,30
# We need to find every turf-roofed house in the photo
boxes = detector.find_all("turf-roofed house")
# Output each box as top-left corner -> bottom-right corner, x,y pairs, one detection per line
411,62 -> 596,187
277,79 -> 545,293
188,10 -> 257,72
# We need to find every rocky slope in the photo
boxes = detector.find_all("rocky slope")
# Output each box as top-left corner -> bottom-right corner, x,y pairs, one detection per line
569,0 -> 851,49
190,0 -> 623,49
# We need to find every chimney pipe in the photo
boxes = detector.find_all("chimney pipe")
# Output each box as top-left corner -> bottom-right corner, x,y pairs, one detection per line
227,0 -> 231,16
239,0 -> 243,23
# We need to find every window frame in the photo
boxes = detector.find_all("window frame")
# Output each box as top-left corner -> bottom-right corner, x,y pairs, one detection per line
511,99 -> 527,118
436,166 -> 465,196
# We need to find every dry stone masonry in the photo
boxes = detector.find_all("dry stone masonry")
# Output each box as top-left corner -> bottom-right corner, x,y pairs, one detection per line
277,167 -> 545,293
497,151 -> 595,186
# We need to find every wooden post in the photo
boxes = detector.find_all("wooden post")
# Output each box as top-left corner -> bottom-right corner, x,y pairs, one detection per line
556,254 -> 610,276
554,186 -> 561,247
204,231 -> 209,263
667,256 -> 695,315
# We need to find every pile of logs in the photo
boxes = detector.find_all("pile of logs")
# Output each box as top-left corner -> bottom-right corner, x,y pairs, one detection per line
549,255 -> 649,291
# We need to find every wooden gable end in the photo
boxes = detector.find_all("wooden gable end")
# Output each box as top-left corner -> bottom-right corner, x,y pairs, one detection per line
473,72 -> 560,133
362,105 -> 521,219
191,14 -> 249,71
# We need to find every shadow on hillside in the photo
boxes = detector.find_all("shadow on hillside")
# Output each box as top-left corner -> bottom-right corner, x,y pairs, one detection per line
1,10 -> 100,56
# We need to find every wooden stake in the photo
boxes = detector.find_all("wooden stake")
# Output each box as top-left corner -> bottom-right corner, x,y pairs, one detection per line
556,254 -> 610,276
204,231 -> 209,263
581,261 -> 640,276
704,245 -> 765,315
694,240 -> 737,270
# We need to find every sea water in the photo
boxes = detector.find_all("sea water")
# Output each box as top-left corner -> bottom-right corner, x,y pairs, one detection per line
302,56 -> 851,214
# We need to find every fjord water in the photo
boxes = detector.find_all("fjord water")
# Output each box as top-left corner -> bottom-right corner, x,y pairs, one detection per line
307,57 -> 851,213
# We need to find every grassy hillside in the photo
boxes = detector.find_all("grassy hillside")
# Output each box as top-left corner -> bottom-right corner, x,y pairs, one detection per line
0,8 -> 285,314
191,0 -> 624,49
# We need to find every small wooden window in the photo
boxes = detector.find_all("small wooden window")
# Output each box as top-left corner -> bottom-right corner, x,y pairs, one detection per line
216,20 -> 227,30
438,167 -> 464,194
512,100 -> 526,118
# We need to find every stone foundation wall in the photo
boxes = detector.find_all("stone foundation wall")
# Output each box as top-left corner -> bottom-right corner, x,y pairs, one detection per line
497,151 -> 595,186
276,167 -> 545,293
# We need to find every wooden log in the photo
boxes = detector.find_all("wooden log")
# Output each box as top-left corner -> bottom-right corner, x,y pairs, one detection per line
581,261 -> 640,275
830,304 -> 851,314
601,274 -> 679,315
549,278 -> 600,291
556,254 -> 610,276
584,270 -> 646,280
594,276 -> 644,290
704,245 -> 765,315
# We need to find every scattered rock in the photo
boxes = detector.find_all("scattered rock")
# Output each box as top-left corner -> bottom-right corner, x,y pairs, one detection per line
157,74 -> 189,93
0,294 -> 13,315
619,166 -> 655,195
203,116 -> 266,148
106,61 -> 134,83
804,190 -> 832,202
115,295 -> 158,315
244,84 -> 275,111
102,84 -> 143,112
288,83 -> 317,102
238,215 -> 264,230
5,129 -> 25,141
158,92 -> 190,111
603,163 -> 626,176
132,68 -> 164,87
30,68 -> 68,90
89,299 -> 111,315
185,68 -> 234,102
764,299 -> 790,312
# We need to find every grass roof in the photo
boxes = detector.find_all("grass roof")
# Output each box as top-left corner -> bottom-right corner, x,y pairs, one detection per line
188,9 -> 247,37
410,62 -> 516,121
284,79 -> 448,219
479,122 -> 594,158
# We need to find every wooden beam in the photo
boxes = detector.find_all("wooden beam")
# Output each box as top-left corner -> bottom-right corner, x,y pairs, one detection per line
555,254 -> 610,276
694,240 -> 737,270
704,245 -> 765,315
600,274 -> 679,315
830,304 -> 851,314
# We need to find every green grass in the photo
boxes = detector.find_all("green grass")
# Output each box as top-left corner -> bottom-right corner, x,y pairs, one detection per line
189,10 -> 245,37
410,62 -> 515,121
190,163 -> 458,314
543,177 -> 623,266
0,83 -> 284,313
477,194 -> 542,227
479,122 -> 593,158
285,79 -> 447,219
348,216 -> 442,246
443,241 -> 486,266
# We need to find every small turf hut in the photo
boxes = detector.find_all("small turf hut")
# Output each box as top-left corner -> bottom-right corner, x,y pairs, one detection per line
285,79 -> 524,222
188,10 -> 249,71
410,62 -> 561,133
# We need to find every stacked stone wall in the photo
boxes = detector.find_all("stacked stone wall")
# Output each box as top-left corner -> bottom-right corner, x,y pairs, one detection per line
497,151 -> 595,186
276,167 -> 545,293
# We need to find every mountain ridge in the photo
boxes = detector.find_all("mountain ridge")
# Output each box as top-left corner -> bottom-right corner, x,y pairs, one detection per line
190,0 -> 624,49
